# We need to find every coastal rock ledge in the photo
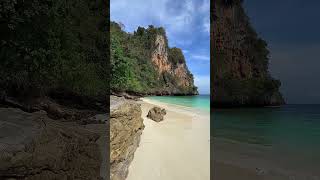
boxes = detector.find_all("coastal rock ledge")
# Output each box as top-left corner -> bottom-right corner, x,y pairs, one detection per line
110,96 -> 145,180
0,108 -> 103,180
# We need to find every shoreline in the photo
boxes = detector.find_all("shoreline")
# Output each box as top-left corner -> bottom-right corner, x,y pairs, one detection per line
126,98 -> 210,180
213,137 -> 320,180
213,105 -> 320,179
141,97 -> 210,115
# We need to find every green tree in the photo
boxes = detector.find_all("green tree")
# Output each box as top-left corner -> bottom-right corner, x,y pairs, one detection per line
0,0 -> 108,98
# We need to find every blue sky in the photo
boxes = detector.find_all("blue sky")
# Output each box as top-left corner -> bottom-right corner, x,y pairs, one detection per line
111,0 -> 210,95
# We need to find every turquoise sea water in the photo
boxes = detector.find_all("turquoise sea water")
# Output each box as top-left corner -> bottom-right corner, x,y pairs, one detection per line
213,105 -> 320,167
146,95 -> 210,111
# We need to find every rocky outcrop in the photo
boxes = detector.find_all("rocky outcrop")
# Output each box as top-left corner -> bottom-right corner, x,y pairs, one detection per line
151,35 -> 194,89
110,96 -> 144,180
0,108 -> 104,180
151,35 -> 198,95
211,0 -> 285,107
147,106 -> 166,122
0,94 -> 104,122
110,22 -> 198,96
151,35 -> 171,74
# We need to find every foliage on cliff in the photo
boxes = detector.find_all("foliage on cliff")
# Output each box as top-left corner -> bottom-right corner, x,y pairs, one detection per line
212,0 -> 284,106
0,0 -> 108,99
110,22 -> 197,95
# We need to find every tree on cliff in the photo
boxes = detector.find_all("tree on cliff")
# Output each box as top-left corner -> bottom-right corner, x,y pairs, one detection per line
110,21 -> 197,95
110,33 -> 140,92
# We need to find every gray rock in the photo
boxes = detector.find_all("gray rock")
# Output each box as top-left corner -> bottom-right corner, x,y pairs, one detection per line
81,113 -> 108,125
147,106 -> 166,122
0,108 -> 103,180
110,96 -> 144,180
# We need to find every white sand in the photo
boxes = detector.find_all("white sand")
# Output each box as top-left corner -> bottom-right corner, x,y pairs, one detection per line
126,98 -> 210,180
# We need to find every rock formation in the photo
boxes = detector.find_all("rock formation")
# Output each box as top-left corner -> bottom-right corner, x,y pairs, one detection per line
211,0 -> 285,107
149,38 -> 198,95
147,106 -> 167,122
110,22 -> 198,96
0,108 -> 106,180
151,35 -> 171,74
110,96 -> 144,180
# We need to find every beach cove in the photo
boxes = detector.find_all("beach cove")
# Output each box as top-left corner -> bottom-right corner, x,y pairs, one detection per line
126,97 -> 210,180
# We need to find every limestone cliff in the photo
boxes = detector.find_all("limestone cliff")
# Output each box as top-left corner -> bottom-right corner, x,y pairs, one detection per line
110,96 -> 144,180
110,22 -> 198,95
211,0 -> 285,107
151,35 -> 171,74
151,35 -> 197,95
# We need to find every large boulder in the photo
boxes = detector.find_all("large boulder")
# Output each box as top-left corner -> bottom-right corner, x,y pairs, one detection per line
110,96 -> 144,180
147,106 -> 166,122
0,108 -> 103,180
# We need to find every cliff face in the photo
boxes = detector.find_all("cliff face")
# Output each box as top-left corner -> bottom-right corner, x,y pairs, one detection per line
110,22 -> 198,96
110,96 -> 144,180
151,35 -> 197,95
151,35 -> 171,74
211,0 -> 284,107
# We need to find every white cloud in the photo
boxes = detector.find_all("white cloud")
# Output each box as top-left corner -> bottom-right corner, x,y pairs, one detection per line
200,0 -> 210,33
111,0 -> 167,32
111,0 -> 210,94
191,54 -> 210,61
203,17 -> 210,33
183,49 -> 189,54
111,0 -> 208,45
160,0 -> 195,39
199,0 -> 210,13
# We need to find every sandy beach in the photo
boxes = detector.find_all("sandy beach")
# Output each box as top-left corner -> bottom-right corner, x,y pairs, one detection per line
126,98 -> 210,180
213,138 -> 320,180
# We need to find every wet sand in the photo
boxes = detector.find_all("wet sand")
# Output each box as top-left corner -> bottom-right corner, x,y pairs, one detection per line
213,138 -> 320,180
126,98 -> 210,180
